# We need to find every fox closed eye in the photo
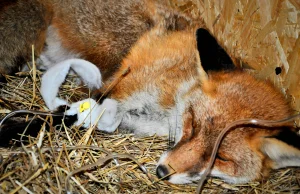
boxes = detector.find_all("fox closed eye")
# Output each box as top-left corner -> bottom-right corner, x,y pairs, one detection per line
216,153 -> 229,162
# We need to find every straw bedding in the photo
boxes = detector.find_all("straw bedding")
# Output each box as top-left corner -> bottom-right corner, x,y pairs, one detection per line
1,0 -> 300,193
0,71 -> 299,193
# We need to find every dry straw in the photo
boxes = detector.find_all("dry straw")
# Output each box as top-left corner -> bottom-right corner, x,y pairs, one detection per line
1,0 -> 300,193
0,65 -> 299,193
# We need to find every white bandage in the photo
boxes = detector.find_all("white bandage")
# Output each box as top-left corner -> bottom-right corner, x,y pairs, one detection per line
41,59 -> 102,111
65,98 -> 119,132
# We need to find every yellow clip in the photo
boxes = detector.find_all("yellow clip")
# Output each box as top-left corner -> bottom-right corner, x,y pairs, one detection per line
79,101 -> 90,113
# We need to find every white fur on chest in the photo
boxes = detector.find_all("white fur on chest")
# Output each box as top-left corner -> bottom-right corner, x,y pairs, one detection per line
117,91 -> 171,136
115,79 -> 197,142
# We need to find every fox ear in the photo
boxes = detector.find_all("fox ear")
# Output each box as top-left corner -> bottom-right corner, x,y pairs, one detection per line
194,28 -> 236,95
261,129 -> 300,169
195,28 -> 235,73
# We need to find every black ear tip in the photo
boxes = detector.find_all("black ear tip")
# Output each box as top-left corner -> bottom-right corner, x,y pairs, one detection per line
196,28 -> 213,42
195,27 -> 235,72
196,28 -> 210,35
273,128 -> 300,150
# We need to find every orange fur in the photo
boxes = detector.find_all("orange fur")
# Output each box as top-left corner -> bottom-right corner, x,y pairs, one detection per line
103,29 -> 201,108
99,28 -> 297,183
44,0 -> 196,81
2,0 -> 299,184
0,0 -> 196,81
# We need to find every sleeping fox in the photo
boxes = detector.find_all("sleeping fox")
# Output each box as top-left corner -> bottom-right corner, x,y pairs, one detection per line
85,27 -> 300,184
1,0 -> 300,186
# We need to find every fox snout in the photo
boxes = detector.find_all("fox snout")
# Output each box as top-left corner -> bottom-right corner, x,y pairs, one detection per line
156,165 -> 170,180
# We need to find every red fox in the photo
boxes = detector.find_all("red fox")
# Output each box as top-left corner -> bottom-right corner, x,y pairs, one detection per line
1,0 -> 300,186
93,27 -> 300,184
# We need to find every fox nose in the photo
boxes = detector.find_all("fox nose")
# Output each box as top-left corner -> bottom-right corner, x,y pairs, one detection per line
156,165 -> 170,180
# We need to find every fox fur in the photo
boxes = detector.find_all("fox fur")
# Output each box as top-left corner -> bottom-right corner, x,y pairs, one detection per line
0,0 -> 193,80
1,0 -> 300,185
0,0 -> 51,80
96,28 -> 299,184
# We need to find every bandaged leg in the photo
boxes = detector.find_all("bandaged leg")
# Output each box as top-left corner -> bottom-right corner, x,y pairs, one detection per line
65,98 -> 119,132
41,59 -> 102,110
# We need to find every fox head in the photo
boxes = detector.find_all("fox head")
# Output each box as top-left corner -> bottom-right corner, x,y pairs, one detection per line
156,70 -> 300,184
156,29 -> 300,184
